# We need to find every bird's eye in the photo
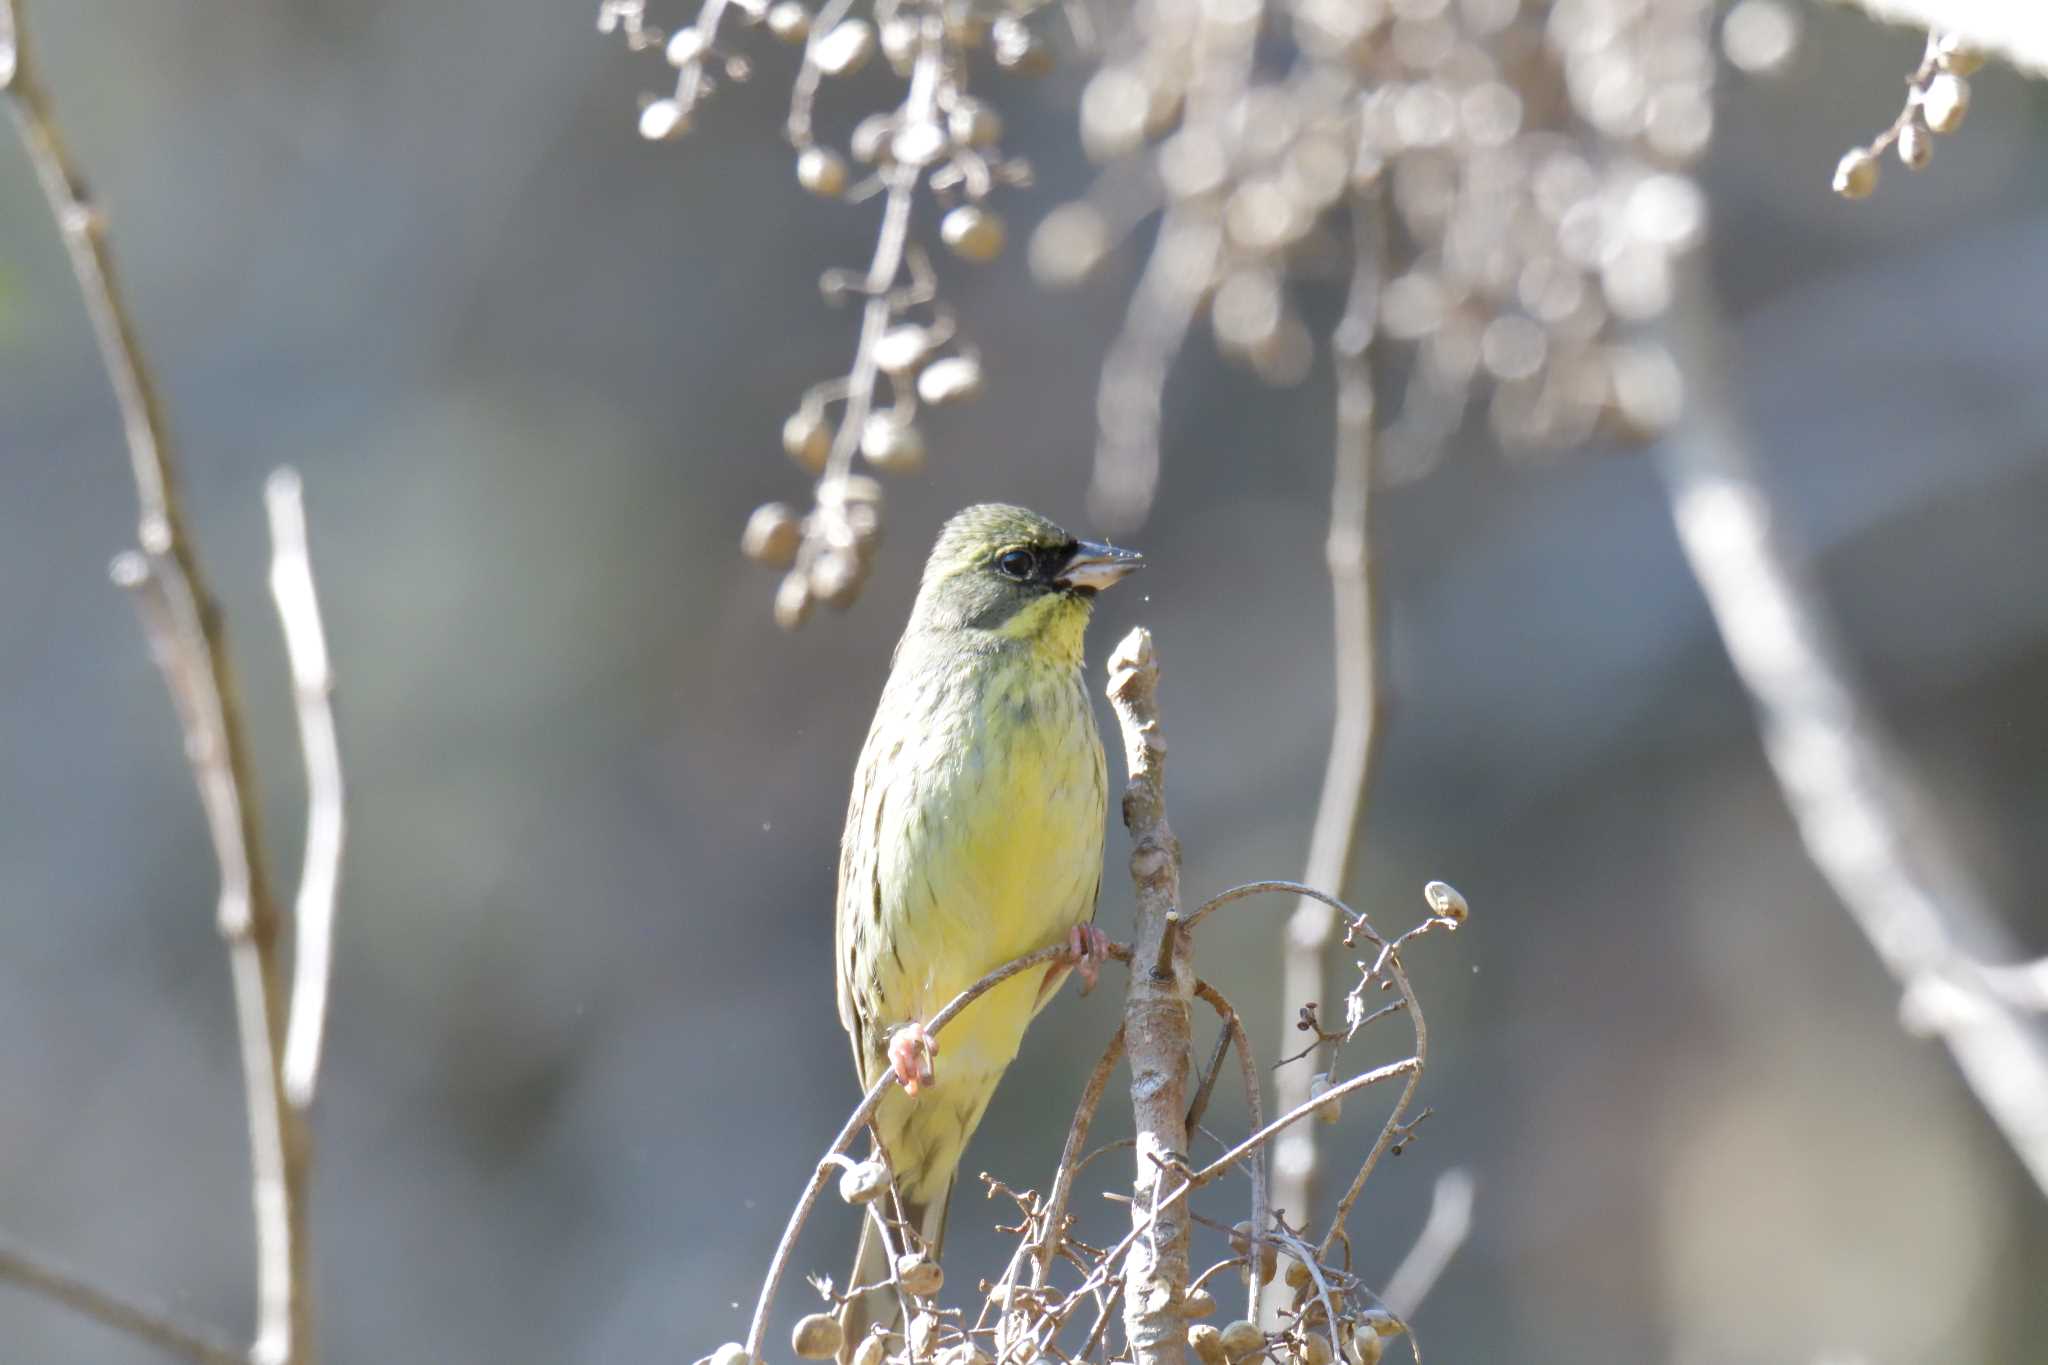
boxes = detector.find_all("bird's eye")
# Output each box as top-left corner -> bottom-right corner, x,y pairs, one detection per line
996,549 -> 1036,580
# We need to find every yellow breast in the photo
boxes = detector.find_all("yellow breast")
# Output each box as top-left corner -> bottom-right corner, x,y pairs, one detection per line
843,639 -> 1108,1198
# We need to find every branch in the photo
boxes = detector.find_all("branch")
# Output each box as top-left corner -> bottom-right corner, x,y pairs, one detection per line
1031,1025 -> 1126,1288
1272,192 -> 1384,1288
4,8 -> 315,1357
1106,628 -> 1192,1363
1657,256 -> 2048,1198
742,942 -> 1075,1364
1379,1169 -> 1474,1322
267,471 -> 346,1109
1192,979 -> 1265,1323
0,1234 -> 245,1365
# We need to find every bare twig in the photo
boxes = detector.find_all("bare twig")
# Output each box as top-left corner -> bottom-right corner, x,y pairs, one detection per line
1658,257 -> 2048,1197
744,942 -> 1077,1363
1032,1026 -> 1126,1287
3,7 -> 314,1360
1380,1169 -> 1474,1321
0,1234 -> 245,1365
267,470 -> 346,1109
1192,979 -> 1265,1323
1273,193 -> 1384,1270
1105,628 -> 1192,1363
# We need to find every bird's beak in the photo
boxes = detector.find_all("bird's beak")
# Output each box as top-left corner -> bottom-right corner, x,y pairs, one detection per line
1056,541 -> 1145,592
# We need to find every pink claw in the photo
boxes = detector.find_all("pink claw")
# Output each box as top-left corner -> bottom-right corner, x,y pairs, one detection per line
1068,924 -> 1112,996
888,1022 -> 937,1095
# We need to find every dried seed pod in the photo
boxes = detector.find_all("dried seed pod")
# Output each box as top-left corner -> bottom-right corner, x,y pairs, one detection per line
850,1332 -> 890,1365
665,29 -> 705,66
879,16 -> 918,69
1921,72 -> 1969,134
741,503 -> 802,567
814,19 -> 875,76
1343,1325 -> 1384,1365
765,1 -> 810,42
892,118 -> 950,168
797,147 -> 848,197
1832,147 -> 1878,199
850,113 -> 898,164
639,98 -> 688,141
1935,34 -> 1983,75
896,1251 -> 943,1296
1285,1256 -> 1315,1292
873,325 -> 935,374
837,1157 -> 889,1204
774,570 -> 814,629
810,548 -> 863,607
818,473 -> 884,507
707,1344 -> 752,1365
1218,1321 -> 1265,1362
1028,203 -> 1110,287
1310,1071 -> 1341,1124
782,408 -> 832,472
991,15 -> 1051,75
1181,1288 -> 1217,1318
937,1345 -> 992,1365
860,417 -> 926,474
1229,1220 -> 1254,1258
942,205 -> 1006,262
1424,879 -> 1468,923
1897,117 -> 1931,169
792,1312 -> 842,1360
1189,1324 -> 1230,1365
917,355 -> 984,405
1303,1333 -> 1335,1365
948,97 -> 1002,147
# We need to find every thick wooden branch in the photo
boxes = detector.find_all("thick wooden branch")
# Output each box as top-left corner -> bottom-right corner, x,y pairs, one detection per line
1106,628 -> 1192,1364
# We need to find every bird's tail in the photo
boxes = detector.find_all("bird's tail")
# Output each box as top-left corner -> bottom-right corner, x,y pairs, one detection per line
836,1177 -> 953,1363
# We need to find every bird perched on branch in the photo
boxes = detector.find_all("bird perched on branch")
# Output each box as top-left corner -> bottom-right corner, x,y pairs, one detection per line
834,504 -> 1142,1353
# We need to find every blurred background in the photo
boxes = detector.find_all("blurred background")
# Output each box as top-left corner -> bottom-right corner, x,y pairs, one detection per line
3,2 -> 2046,1361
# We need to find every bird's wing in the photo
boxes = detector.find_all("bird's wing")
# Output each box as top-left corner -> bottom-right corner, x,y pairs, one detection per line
835,714 -> 890,1086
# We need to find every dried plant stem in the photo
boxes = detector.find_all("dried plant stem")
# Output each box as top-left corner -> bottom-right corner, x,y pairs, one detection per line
1192,979 -> 1265,1322
1272,194 -> 1384,1256
3,7 -> 314,1359
1105,628 -> 1192,1363
1380,1169 -> 1474,1321
1032,1025 -> 1127,1287
743,942 -> 1075,1363
1658,259 -> 2048,1197
268,471 -> 346,1109
0,1234 -> 246,1365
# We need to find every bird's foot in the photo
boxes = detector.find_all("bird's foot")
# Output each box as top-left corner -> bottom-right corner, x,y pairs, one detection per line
887,1022 -> 938,1096
1067,924 -> 1112,996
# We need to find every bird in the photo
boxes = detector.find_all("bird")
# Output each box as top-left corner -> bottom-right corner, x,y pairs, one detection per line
833,503 -> 1143,1353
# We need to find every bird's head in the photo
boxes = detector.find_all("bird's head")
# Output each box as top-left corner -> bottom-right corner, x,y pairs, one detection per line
906,503 -> 1143,664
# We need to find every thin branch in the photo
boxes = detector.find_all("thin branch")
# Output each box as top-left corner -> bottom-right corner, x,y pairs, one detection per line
1085,212 -> 1214,530
1105,628 -> 1192,1364
1032,1026 -> 1126,1288
1379,1169 -> 1474,1321
743,942 -> 1077,1364
1273,191 -> 1384,1273
1657,255 -> 2048,1198
1195,979 -> 1266,1323
267,470 -> 346,1109
3,7 -> 313,1359
0,1234 -> 246,1365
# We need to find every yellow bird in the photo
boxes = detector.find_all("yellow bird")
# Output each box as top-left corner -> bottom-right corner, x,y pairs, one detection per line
834,504 -> 1142,1350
